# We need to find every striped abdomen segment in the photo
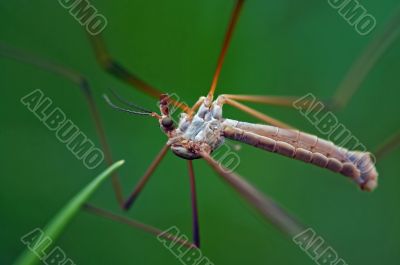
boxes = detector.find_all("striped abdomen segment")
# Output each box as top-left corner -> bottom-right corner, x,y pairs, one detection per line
222,120 -> 378,191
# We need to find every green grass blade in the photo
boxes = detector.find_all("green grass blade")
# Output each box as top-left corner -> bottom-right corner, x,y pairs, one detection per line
13,160 -> 125,265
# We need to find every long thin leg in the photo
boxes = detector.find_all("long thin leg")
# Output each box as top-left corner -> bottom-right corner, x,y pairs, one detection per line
375,131 -> 400,161
200,152 -> 304,238
207,0 -> 245,101
193,94 -> 309,119
331,7 -> 400,109
88,35 -> 189,112
0,41 -> 124,205
88,35 -> 160,98
83,204 -> 197,249
217,96 -> 293,129
187,161 -> 200,247
223,5 -> 399,111
123,144 -> 170,210
219,94 -> 300,108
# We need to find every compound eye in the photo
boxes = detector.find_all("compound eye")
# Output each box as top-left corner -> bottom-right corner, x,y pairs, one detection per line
161,117 -> 174,128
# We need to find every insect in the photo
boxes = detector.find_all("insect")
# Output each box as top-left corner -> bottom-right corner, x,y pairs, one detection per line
2,0 -> 399,256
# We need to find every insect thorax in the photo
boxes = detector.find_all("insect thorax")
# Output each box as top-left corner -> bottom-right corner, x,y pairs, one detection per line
168,100 -> 225,160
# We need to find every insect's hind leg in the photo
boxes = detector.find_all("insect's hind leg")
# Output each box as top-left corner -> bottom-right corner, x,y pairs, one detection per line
200,152 -> 305,238
374,130 -> 400,161
217,94 -> 304,108
216,95 -> 294,129
328,7 -> 400,110
83,204 -> 198,249
0,41 -> 124,205
217,8 -> 400,119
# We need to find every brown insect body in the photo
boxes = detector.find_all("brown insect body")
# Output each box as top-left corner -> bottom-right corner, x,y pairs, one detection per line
162,96 -> 378,191
222,120 -> 378,191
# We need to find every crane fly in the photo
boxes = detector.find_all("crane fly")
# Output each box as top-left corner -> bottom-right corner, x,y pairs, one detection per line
104,89 -> 378,191
2,0 -> 399,254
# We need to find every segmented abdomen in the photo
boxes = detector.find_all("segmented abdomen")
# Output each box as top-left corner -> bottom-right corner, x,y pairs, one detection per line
222,119 -> 378,191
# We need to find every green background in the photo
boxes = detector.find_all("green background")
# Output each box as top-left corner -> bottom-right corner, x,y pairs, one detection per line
1,0 -> 399,264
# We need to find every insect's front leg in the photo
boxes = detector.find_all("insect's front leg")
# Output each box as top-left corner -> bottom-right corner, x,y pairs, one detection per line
206,0 -> 245,101
0,41 -> 125,204
87,34 -> 189,112
123,144 -> 169,210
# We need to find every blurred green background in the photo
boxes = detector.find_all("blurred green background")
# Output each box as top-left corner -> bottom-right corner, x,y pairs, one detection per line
1,0 -> 399,264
